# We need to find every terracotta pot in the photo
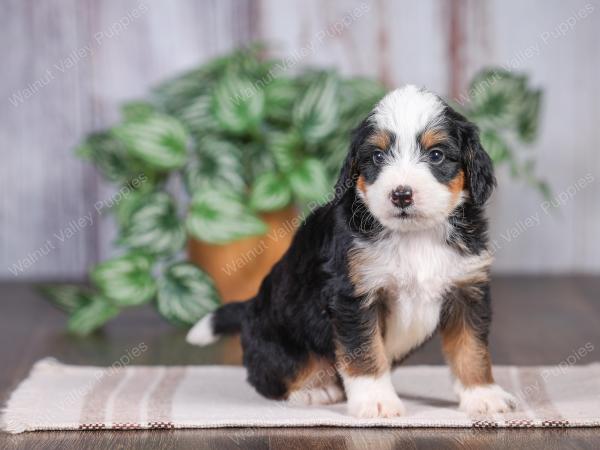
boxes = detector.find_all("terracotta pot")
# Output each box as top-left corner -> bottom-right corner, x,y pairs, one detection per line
188,206 -> 299,303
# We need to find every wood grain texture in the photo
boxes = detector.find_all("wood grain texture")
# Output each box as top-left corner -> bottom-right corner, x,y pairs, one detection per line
1,0 -> 599,280
455,0 -> 600,273
0,0 -> 256,280
1,276 -> 599,448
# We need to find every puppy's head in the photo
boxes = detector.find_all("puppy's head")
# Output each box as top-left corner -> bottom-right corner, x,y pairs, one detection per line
336,85 -> 495,232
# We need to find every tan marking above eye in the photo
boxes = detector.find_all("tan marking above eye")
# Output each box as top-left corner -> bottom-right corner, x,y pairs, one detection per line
420,128 -> 447,149
367,130 -> 392,150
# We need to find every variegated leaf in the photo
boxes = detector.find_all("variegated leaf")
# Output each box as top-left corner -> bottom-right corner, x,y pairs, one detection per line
480,128 -> 510,164
121,101 -> 156,122
293,73 -> 339,144
186,189 -> 267,244
267,131 -> 300,172
250,172 -> 292,212
184,137 -> 246,195
265,77 -> 300,124
114,114 -> 189,170
77,131 -> 147,183
176,94 -> 220,136
157,263 -> 220,326
39,284 -> 93,314
91,253 -> 156,306
288,158 -> 331,204
213,71 -> 265,135
119,192 -> 186,256
68,296 -> 120,336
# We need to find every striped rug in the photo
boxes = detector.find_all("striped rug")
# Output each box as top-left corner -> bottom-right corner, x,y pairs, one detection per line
2,358 -> 600,433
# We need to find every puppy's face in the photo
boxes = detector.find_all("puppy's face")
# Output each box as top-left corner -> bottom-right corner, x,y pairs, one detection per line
338,85 -> 495,232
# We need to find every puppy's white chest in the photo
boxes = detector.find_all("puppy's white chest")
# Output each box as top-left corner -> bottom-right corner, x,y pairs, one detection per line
351,230 -> 479,361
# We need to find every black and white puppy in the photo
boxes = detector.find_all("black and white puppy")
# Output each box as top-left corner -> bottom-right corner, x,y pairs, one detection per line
188,85 -> 516,418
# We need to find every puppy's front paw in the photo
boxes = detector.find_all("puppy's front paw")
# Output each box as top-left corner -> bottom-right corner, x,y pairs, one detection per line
348,394 -> 406,418
459,384 -> 517,415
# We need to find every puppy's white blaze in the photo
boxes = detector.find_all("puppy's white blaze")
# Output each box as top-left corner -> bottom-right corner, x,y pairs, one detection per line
342,371 -> 405,418
373,85 -> 444,153
186,313 -> 218,346
459,384 -> 518,415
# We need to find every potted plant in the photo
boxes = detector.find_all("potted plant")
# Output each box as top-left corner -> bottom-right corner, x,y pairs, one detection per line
42,47 -> 544,335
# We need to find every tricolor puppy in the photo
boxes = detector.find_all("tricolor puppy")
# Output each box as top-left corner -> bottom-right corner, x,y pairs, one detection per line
188,85 -> 517,418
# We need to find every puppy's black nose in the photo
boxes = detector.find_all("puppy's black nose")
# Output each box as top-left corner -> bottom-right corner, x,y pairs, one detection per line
391,185 -> 413,208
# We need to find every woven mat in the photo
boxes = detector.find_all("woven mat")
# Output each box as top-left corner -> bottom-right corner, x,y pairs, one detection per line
2,358 -> 600,433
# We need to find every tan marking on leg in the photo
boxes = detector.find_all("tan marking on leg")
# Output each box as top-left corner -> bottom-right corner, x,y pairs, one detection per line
442,319 -> 494,387
420,128 -> 447,149
286,355 -> 337,395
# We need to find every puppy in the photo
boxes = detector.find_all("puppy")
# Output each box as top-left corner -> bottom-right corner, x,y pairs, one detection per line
187,85 -> 516,418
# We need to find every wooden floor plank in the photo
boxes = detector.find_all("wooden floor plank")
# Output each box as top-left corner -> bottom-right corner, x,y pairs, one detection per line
1,277 -> 599,449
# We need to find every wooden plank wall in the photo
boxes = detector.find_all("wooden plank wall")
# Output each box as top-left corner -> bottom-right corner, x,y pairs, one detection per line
1,0 -> 599,280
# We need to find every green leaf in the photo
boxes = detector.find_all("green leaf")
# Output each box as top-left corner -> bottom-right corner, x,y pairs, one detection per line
480,129 -> 510,164
467,69 -> 528,128
246,142 -> 277,183
114,114 -> 189,170
267,131 -> 301,172
119,192 -> 186,256
39,284 -> 92,314
250,172 -> 293,211
186,189 -> 267,244
339,77 -> 385,118
156,263 -> 220,326
265,77 -> 300,124
68,296 -> 120,336
152,67 -> 217,114
91,253 -> 156,306
113,185 -> 155,229
288,158 -> 331,204
121,101 -> 156,122
293,73 -> 340,144
322,133 -> 351,178
177,94 -> 220,136
212,71 -> 265,135
516,89 -> 542,142
77,131 -> 148,183
184,137 -> 246,195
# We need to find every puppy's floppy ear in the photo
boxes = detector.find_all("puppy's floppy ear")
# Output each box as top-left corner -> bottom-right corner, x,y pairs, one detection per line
455,114 -> 496,206
333,116 -> 374,201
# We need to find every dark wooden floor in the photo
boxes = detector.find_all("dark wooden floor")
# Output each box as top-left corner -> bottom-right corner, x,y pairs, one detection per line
1,276 -> 599,449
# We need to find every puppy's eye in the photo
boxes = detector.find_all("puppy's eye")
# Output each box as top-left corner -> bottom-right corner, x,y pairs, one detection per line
372,150 -> 385,165
428,149 -> 444,164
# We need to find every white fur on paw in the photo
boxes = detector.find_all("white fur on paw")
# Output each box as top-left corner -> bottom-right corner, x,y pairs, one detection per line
460,384 -> 517,415
453,379 -> 465,396
348,394 -> 406,418
288,384 -> 345,406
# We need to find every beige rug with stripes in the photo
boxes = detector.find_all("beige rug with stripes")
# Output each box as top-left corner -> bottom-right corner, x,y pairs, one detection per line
2,358 -> 600,433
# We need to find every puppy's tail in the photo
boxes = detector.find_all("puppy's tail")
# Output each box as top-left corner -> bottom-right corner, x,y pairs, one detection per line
186,299 -> 250,347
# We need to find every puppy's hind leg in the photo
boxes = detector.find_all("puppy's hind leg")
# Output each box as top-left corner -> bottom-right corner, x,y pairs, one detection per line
287,359 -> 345,406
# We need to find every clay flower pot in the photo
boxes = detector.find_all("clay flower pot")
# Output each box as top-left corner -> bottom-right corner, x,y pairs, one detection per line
188,206 -> 299,303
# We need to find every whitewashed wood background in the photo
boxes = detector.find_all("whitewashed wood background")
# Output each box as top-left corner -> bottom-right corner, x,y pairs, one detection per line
1,0 -> 599,280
